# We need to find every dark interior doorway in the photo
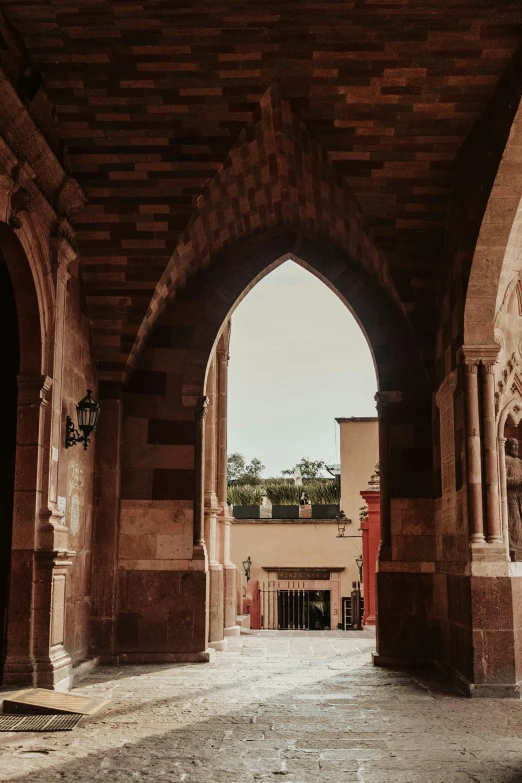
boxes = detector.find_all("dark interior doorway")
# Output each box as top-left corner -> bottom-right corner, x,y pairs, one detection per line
273,589 -> 331,630
0,250 -> 19,679
308,590 -> 331,630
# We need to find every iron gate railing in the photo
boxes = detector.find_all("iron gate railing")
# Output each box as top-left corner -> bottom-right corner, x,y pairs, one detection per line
260,582 -> 310,629
259,581 -> 363,630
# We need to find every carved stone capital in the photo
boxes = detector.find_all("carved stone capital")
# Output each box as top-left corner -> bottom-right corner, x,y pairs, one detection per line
460,344 -> 500,367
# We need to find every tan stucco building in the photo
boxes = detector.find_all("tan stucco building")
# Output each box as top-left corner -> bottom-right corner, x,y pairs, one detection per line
231,519 -> 362,630
229,417 -> 379,631
336,417 -> 379,526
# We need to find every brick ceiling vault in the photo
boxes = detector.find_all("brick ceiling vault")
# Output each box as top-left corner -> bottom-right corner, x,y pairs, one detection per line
1,1 -> 522,381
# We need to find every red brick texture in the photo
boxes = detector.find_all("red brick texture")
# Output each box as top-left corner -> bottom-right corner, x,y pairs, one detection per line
4,3 -> 522,382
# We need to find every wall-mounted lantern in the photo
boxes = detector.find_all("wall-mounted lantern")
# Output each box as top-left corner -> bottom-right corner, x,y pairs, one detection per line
65,390 -> 101,451
242,555 -> 252,582
336,510 -> 350,538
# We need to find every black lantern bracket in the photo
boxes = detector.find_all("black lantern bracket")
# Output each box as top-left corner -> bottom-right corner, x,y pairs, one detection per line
65,389 -> 101,451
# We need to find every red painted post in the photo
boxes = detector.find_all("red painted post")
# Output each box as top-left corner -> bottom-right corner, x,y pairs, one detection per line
242,579 -> 261,629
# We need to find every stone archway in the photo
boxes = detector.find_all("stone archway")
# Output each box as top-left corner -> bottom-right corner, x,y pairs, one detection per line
464,102 -> 522,349
117,228 -> 435,665
0,222 -> 44,683
0,210 -> 80,690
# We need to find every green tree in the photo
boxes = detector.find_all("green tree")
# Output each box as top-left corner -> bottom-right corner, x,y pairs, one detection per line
282,457 -> 326,480
228,452 -> 246,482
242,457 -> 265,483
228,453 -> 265,483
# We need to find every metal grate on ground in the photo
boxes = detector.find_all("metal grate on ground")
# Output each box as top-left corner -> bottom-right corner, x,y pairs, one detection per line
0,713 -> 83,732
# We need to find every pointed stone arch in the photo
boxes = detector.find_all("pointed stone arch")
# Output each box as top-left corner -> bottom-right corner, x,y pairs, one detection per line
177,231 -> 426,405
464,101 -> 522,346
126,83 -> 405,382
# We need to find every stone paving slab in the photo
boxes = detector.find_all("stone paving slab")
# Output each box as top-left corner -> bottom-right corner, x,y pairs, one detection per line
1,631 -> 522,782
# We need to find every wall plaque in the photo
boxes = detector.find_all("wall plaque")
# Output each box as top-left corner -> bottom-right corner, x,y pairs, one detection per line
277,570 -> 329,581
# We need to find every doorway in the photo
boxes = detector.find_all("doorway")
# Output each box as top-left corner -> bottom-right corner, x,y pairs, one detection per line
264,588 -> 331,630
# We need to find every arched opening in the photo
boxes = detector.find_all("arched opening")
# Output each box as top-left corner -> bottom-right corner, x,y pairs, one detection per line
0,250 -> 19,675
223,258 -> 378,632
184,238 -> 433,650
0,222 -> 45,685
120,231 -> 432,664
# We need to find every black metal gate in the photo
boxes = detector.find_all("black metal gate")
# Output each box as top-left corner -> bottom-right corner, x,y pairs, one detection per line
260,582 -> 331,630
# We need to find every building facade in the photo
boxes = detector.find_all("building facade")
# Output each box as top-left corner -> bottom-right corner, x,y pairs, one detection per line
231,518 -> 362,631
337,417 -> 379,524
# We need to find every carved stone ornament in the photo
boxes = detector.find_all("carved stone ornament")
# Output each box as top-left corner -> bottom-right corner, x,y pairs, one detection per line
497,352 -> 522,412
52,218 -> 77,252
505,437 -> 522,560
9,186 -> 33,229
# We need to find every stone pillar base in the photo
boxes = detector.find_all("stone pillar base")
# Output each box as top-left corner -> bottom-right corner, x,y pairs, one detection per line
34,645 -> 73,691
208,639 -> 227,651
436,662 -> 522,699
224,625 -> 240,637
2,656 -> 36,687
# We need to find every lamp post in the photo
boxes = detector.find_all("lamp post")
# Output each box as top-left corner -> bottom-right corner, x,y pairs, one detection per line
65,390 -> 101,450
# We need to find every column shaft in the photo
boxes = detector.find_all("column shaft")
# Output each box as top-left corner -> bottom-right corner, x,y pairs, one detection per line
376,401 -> 391,550
193,397 -> 208,548
204,358 -> 217,501
482,364 -> 502,543
464,363 -> 485,543
217,344 -> 229,508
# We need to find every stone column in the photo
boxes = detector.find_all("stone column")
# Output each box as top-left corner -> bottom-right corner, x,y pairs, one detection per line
32,234 -> 78,690
90,383 -> 123,661
205,358 -> 218,511
46,235 -> 76,511
193,396 -> 209,554
481,360 -> 502,544
217,338 -> 229,509
205,355 -> 225,650
374,391 -> 401,556
462,357 -> 485,544
217,327 -> 239,637
498,436 -> 509,552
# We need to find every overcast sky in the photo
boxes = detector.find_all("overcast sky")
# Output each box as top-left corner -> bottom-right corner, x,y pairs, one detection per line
227,260 -> 378,477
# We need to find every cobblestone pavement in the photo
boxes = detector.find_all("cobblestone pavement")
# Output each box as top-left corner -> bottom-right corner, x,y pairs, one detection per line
2,631 -> 522,783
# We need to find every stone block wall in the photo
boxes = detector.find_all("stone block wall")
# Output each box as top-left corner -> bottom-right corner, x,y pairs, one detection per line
115,294 -> 209,659
60,268 -> 97,666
